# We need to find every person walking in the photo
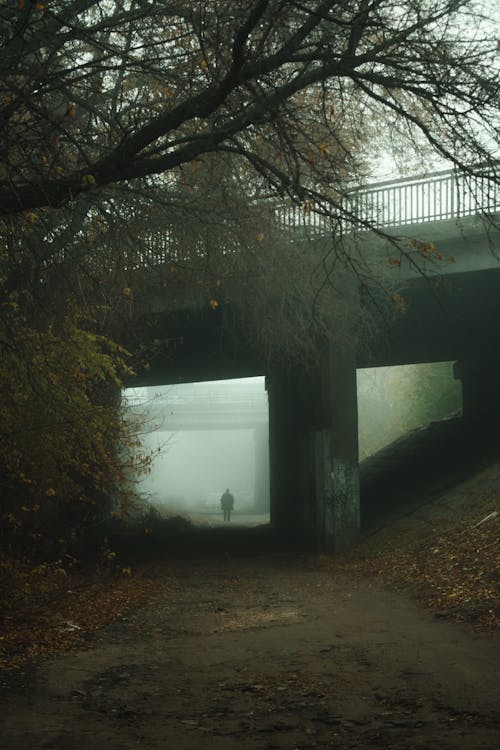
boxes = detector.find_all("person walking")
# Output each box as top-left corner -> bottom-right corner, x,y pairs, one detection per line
220,488 -> 234,522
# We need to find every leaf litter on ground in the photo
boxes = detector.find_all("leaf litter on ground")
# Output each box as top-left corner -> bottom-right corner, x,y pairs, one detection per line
331,461 -> 500,633
1,461 -> 498,672
0,560 -> 171,670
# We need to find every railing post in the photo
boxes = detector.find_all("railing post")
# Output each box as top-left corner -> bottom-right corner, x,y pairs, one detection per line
450,170 -> 455,218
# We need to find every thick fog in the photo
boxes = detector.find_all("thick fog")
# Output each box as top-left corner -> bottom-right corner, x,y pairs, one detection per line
357,361 -> 462,460
123,377 -> 270,524
123,363 -> 460,522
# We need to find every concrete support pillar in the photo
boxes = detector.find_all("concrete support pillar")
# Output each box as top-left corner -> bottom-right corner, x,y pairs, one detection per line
267,349 -> 360,552
320,346 -> 360,552
252,422 -> 270,513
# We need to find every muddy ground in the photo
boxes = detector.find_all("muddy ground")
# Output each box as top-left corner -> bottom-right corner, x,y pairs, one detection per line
1,550 -> 498,750
1,421 -> 499,749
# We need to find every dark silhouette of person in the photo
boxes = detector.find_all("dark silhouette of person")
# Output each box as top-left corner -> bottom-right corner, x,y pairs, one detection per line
220,488 -> 234,522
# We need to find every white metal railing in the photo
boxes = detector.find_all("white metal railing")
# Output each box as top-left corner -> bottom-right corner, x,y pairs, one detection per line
346,166 -> 499,228
279,164 -> 499,233
128,166 -> 499,267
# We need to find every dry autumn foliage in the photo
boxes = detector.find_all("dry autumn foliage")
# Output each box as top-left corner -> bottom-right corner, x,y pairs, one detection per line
0,557 -> 168,671
335,477 -> 500,633
0,301 -> 153,557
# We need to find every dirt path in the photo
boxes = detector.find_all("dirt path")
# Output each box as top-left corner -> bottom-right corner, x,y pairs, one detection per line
1,554 -> 498,750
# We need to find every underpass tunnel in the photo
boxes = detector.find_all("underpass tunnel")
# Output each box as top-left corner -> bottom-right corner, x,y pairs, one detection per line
357,361 -> 463,462
122,376 -> 270,527
357,361 -> 465,531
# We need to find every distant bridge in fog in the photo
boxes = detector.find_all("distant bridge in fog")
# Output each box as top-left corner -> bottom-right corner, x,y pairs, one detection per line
125,386 -> 268,431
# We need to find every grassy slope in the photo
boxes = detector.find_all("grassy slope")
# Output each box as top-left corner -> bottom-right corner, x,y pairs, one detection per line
335,461 -> 500,632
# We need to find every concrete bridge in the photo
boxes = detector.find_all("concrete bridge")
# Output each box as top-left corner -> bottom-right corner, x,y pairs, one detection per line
127,166 -> 499,552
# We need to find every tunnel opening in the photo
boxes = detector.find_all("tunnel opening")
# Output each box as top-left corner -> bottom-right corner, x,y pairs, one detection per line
357,360 -> 463,461
122,376 -> 270,529
357,361 -> 464,531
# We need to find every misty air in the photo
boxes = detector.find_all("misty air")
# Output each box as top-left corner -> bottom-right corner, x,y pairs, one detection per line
123,377 -> 270,525
1,2 -> 498,749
